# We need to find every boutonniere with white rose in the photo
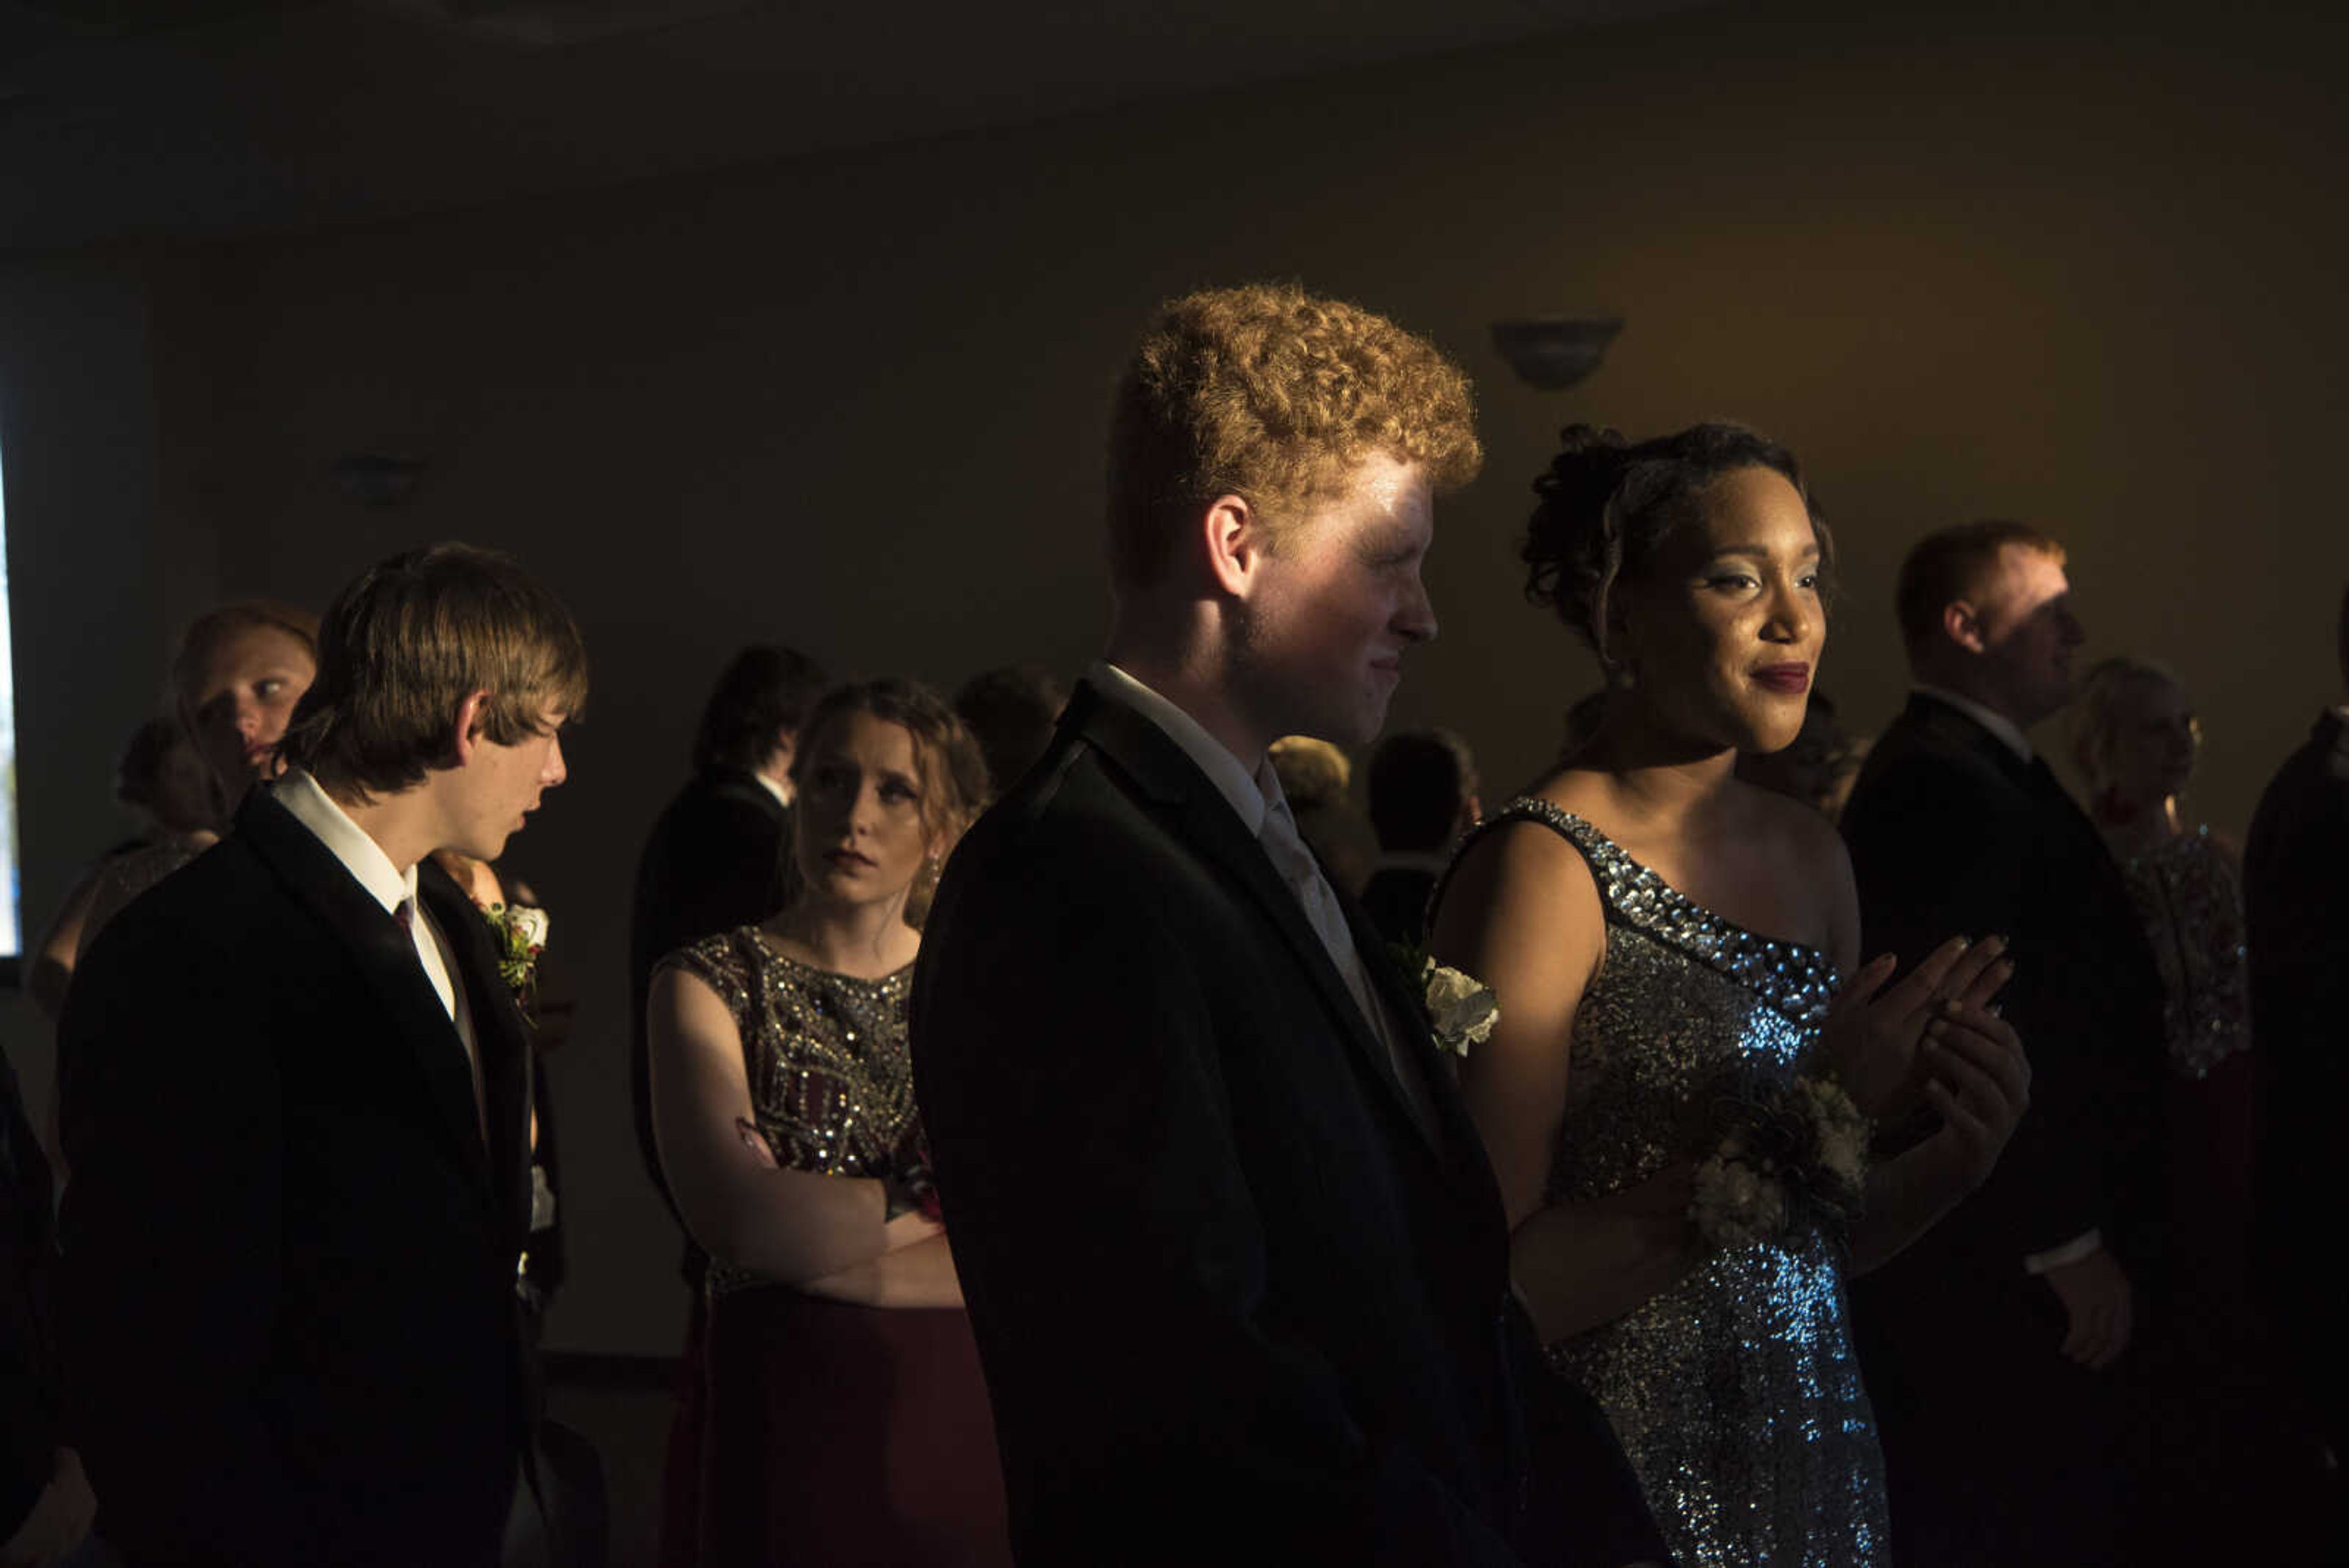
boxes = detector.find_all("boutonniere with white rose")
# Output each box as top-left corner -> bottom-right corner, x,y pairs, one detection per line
481,902 -> 549,1016
1389,943 -> 1499,1058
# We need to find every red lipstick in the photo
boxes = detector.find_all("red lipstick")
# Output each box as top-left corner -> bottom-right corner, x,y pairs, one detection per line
1752,663 -> 1811,694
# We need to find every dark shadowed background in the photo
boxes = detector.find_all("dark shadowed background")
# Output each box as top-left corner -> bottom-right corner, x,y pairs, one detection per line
5,0 -> 2343,1360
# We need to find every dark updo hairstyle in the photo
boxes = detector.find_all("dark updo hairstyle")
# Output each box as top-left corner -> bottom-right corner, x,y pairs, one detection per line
1521,422 -> 1829,676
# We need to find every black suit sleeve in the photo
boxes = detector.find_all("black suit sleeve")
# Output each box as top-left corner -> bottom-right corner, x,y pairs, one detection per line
1842,754 -> 2110,1258
913,834 -> 1527,1568
1,1060 -> 60,1544
56,921 -> 324,1566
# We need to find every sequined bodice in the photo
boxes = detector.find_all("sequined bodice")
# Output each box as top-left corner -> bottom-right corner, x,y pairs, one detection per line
659,928 -> 919,1298
1468,798 -> 1887,1567
2110,827 -> 2252,1080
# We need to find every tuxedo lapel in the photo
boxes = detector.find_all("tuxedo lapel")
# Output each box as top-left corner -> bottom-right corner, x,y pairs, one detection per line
1068,685 -> 1458,1172
237,792 -> 492,1193
1343,895 -> 1501,1195
419,864 -> 535,1246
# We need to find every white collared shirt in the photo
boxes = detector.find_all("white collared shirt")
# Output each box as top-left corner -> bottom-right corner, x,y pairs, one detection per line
273,769 -> 483,1117
1090,661 -> 1269,834
754,771 -> 793,813
1912,683 -> 2035,762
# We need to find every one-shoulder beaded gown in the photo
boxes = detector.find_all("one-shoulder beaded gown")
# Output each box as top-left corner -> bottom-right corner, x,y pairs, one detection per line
1462,800 -> 1889,1567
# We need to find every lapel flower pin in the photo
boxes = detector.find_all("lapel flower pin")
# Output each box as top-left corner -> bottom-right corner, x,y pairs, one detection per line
1391,942 -> 1500,1058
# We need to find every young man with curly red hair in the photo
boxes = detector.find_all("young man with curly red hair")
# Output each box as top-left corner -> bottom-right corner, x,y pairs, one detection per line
913,284 -> 1662,1567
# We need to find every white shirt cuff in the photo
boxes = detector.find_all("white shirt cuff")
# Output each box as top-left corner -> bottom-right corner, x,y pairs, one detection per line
2022,1229 -> 2102,1275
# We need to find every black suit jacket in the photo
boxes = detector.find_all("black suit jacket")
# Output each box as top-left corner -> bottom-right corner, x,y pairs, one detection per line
1839,695 -> 2165,1362
57,790 -> 535,1568
910,682 -> 1660,1568
628,767 -> 791,1225
2243,710 -> 2349,1429
1362,864 -> 1441,948
0,1048 -> 61,1542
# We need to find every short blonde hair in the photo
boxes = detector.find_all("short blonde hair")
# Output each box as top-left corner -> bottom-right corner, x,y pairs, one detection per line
2069,656 -> 2184,790
1106,283 -> 1482,592
1895,521 -> 2068,655
1269,735 -> 1352,809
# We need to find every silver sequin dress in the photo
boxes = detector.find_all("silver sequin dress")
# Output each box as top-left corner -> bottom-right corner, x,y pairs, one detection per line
1482,799 -> 1888,1567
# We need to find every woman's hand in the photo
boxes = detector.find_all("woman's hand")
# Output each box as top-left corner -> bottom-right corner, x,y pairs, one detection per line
1912,1000 -> 2032,1192
1845,998 -> 2033,1275
1818,935 -> 2011,1119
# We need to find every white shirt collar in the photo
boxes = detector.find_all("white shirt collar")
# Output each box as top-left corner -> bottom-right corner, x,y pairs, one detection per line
1913,683 -> 2035,764
1089,660 -> 1278,836
754,771 -> 793,812
273,767 -> 419,917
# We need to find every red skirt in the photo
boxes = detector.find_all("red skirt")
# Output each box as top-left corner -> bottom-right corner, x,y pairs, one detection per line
693,1285 -> 1011,1567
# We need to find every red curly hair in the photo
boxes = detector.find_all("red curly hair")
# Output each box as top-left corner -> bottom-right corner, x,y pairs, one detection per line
1105,283 -> 1482,593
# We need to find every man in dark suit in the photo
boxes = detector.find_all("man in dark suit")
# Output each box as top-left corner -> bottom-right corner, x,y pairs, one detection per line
1363,727 -> 1480,947
628,644 -> 825,1226
1839,520 -> 2165,1566
911,284 -> 1661,1567
2244,582 -> 2349,1537
58,544 -> 587,1568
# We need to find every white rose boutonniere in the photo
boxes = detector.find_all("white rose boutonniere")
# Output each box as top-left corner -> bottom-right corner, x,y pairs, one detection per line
481,901 -> 549,1019
1391,943 -> 1499,1059
1424,963 -> 1500,1058
508,904 -> 550,953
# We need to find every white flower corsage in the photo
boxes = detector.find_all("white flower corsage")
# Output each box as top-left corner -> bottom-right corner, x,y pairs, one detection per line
1392,944 -> 1499,1058
1688,1072 -> 1871,1252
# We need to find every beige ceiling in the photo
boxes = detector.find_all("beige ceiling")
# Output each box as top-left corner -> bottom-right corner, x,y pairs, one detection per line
0,0 -> 1722,251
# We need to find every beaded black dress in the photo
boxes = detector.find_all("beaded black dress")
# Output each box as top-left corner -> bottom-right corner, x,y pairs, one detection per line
656,927 -> 1009,1567
1469,800 -> 1888,1567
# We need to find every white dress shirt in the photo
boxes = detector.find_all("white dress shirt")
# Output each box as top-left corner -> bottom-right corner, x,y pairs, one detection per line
1090,662 -> 1439,1138
274,768 -> 484,1127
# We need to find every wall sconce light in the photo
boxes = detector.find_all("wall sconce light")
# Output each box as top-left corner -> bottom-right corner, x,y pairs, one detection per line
331,451 -> 428,507
1490,316 -> 1624,391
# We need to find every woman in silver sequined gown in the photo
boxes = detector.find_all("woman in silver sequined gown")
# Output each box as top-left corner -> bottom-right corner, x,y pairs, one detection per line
647,680 -> 1009,1567
1432,424 -> 2032,1567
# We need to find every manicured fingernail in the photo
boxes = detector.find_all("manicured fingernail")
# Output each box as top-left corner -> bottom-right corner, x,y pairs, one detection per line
1943,998 -> 1965,1015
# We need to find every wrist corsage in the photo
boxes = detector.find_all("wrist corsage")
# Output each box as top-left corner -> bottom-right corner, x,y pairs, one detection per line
1688,1072 -> 1871,1252
1390,943 -> 1500,1060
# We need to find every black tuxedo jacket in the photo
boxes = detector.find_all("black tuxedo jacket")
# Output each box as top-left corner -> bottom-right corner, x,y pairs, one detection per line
57,789 -> 535,1568
1362,864 -> 1441,948
628,767 -> 792,1225
0,1049 -> 61,1542
2243,710 -> 2349,1436
1839,694 -> 2165,1358
911,682 -> 1660,1568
